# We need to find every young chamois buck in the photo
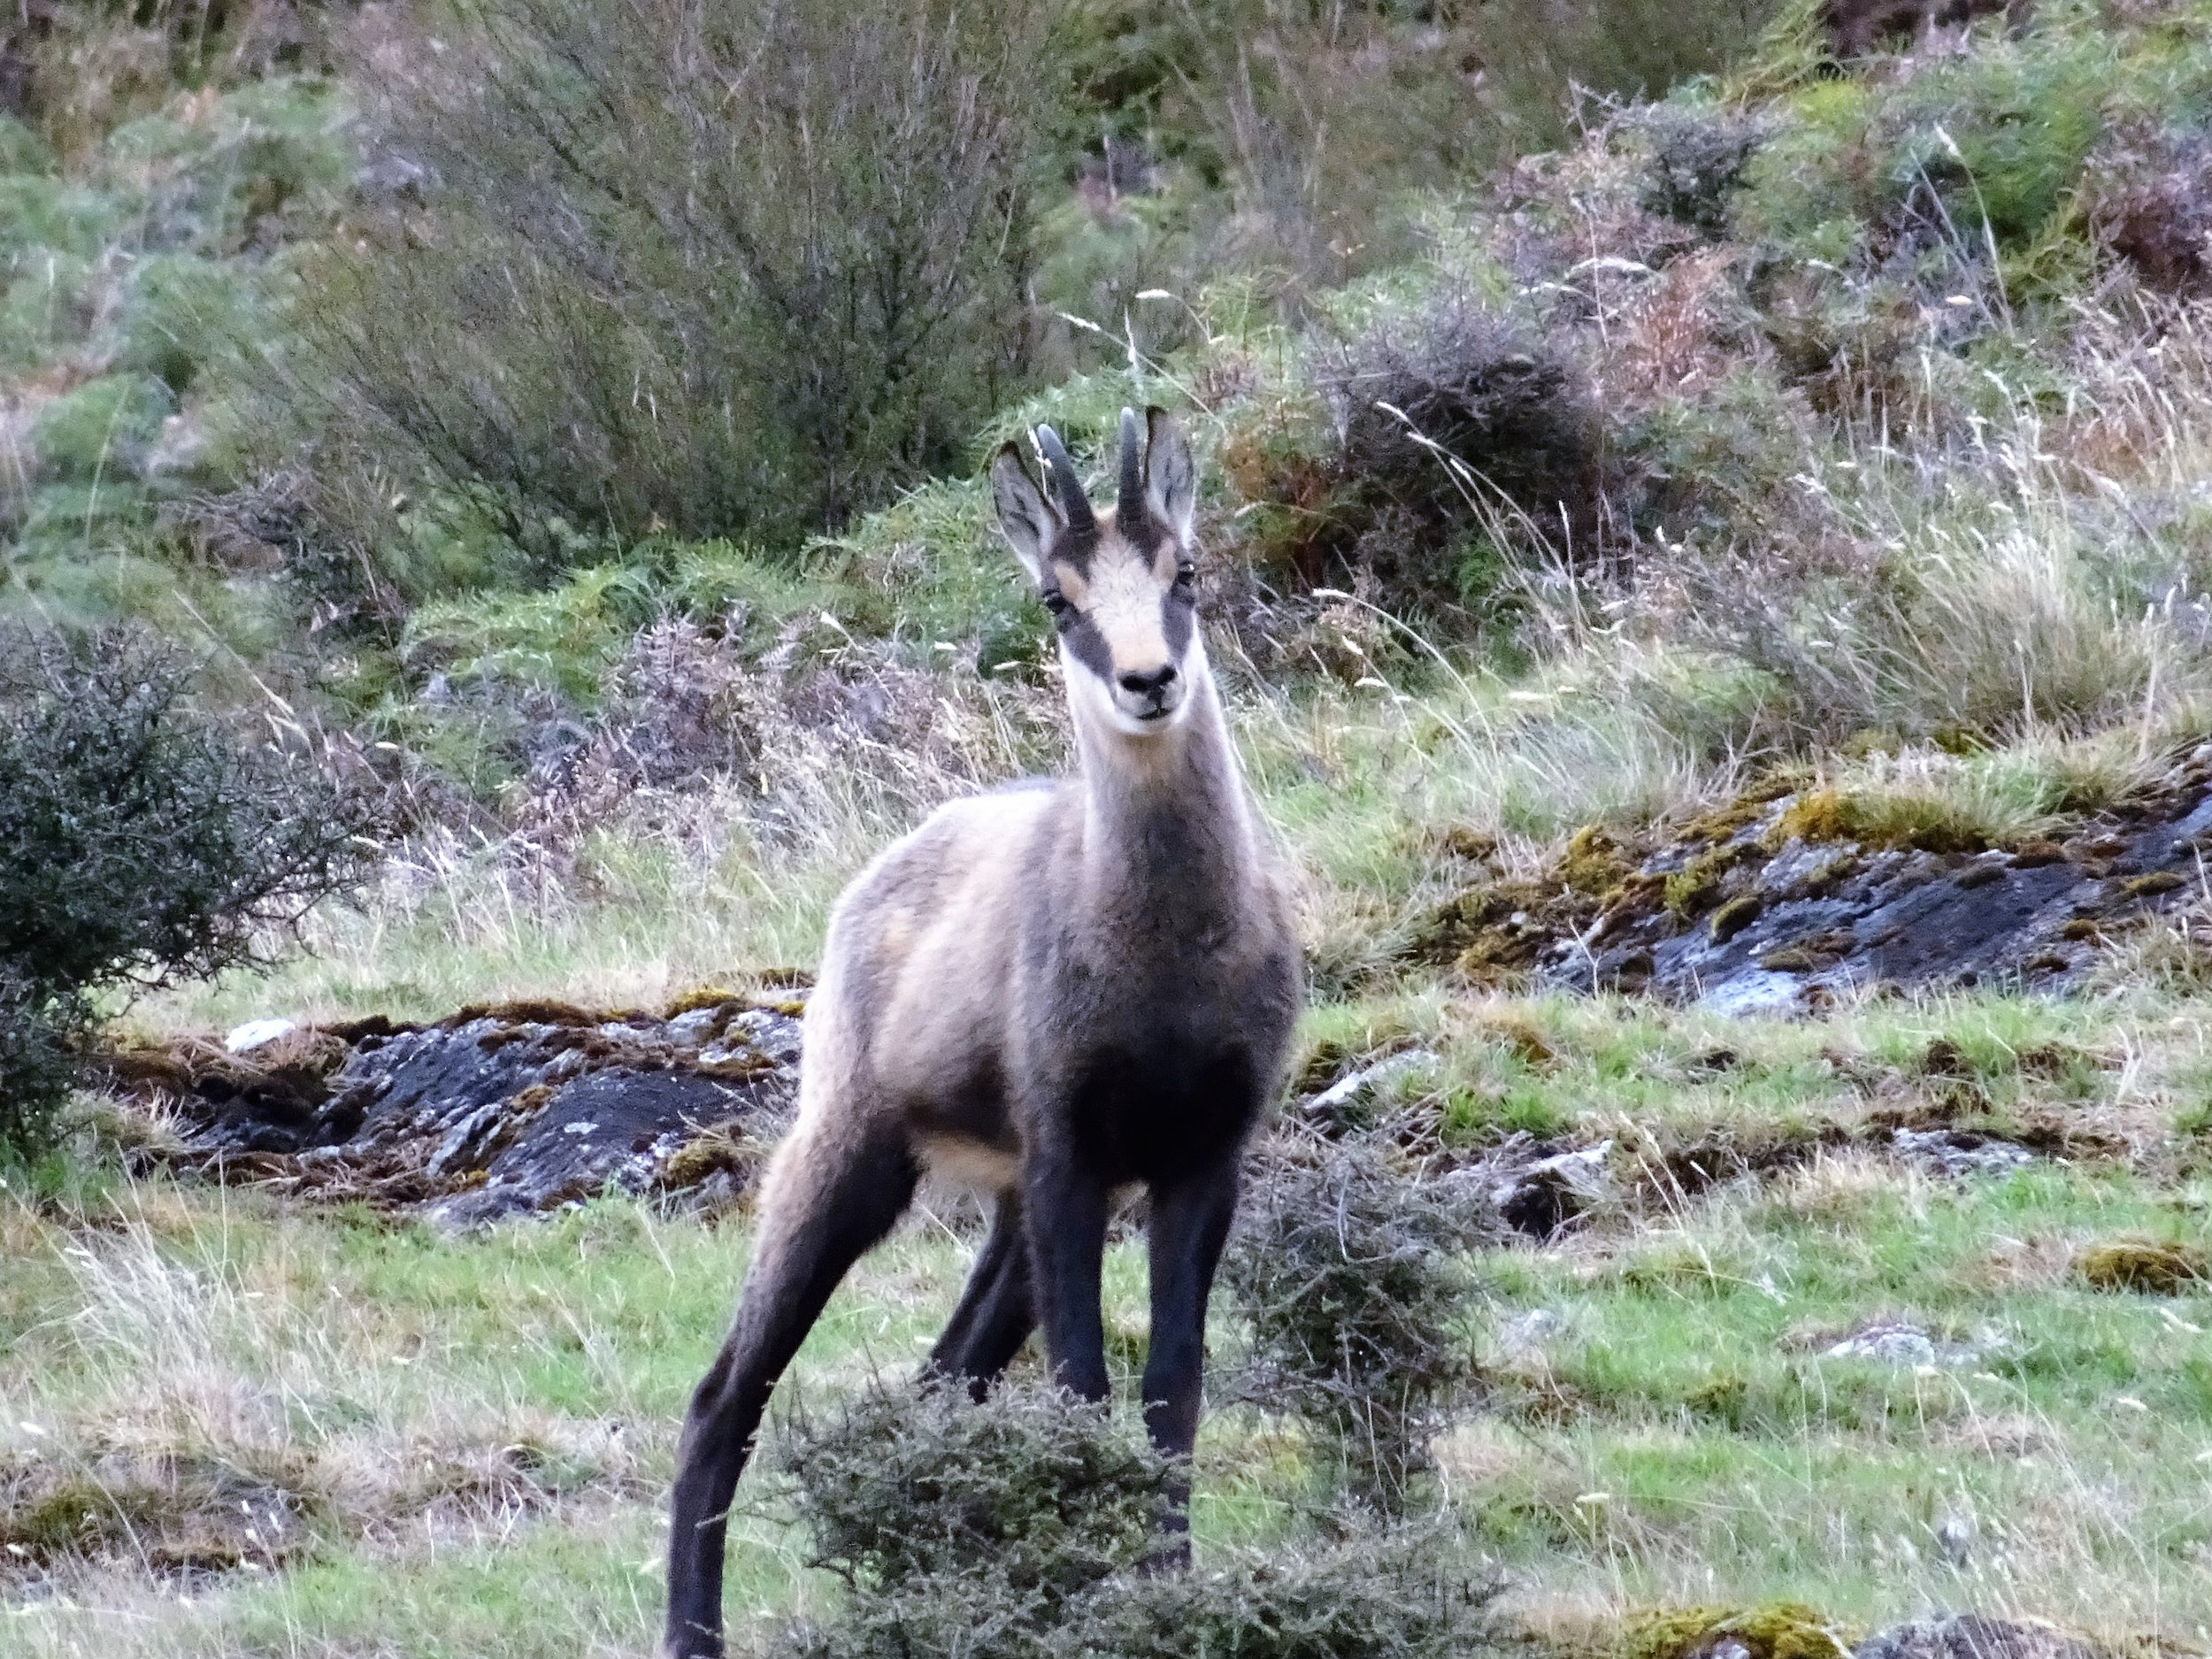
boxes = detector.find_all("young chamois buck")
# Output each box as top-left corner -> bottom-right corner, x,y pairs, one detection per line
663,407 -> 1301,1658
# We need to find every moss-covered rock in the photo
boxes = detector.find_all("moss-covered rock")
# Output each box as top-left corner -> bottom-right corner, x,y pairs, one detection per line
1623,1602 -> 1857,1659
2077,1233 -> 2208,1294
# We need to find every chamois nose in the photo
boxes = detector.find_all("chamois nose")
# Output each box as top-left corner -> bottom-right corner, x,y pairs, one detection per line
1118,664 -> 1178,697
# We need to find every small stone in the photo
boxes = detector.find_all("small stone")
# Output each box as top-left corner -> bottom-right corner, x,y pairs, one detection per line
726,1008 -> 803,1064
1892,1127 -> 2035,1179
1297,1048 -> 1437,1126
224,1018 -> 298,1054
1935,1511 -> 1974,1565
1824,1322 -> 1938,1364
1854,1614 -> 2105,1659
667,1008 -> 723,1044
1498,1308 -> 1564,1352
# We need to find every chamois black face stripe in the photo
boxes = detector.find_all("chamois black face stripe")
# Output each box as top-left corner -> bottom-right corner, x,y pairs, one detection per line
1053,522 -> 1100,576
1058,608 -> 1114,680
1162,585 -> 1195,657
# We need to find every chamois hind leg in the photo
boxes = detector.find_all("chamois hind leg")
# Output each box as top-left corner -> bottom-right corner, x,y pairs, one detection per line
1139,1154 -> 1242,1565
664,1121 -> 917,1659
924,1194 -> 1036,1397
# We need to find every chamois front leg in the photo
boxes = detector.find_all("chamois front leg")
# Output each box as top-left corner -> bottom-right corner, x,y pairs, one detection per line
1140,1155 -> 1241,1564
664,1125 -> 918,1659
1023,1152 -> 1112,1402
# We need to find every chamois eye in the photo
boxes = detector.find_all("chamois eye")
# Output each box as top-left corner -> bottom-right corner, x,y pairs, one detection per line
1173,564 -> 1195,589
1041,592 -> 1071,618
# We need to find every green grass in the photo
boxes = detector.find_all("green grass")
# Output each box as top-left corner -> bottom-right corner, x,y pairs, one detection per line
12,972 -> 2212,1652
1468,1157 -> 2212,1630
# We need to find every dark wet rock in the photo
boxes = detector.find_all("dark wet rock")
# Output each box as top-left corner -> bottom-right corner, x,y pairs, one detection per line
1415,752 -> 2212,1011
1854,1617 -> 2106,1659
111,997 -> 803,1223
1475,1134 -> 1613,1240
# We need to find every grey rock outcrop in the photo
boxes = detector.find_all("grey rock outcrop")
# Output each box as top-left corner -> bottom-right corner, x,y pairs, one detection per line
107,995 -> 805,1225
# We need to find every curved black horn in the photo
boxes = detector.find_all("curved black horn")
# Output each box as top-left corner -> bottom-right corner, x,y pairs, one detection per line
1115,406 -> 1144,534
1035,426 -> 1094,530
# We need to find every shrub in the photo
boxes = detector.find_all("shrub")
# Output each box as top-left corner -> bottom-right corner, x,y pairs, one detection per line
1640,104 -> 1773,239
0,0 -> 340,161
1222,1132 -> 1482,1511
1674,501 -> 2192,746
1735,24 -> 2114,268
1041,1522 -> 1502,1659
0,627 -> 373,1156
0,971 -> 90,1160
278,0 -> 1058,557
2085,127 -> 2212,295
776,1379 -> 1171,1604
114,251 -> 260,393
27,371 -> 173,480
107,78 -> 351,257
766,1379 -> 1502,1659
1281,288 -> 1598,614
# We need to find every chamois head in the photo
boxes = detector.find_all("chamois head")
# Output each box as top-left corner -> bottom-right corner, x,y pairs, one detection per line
991,406 -> 1200,737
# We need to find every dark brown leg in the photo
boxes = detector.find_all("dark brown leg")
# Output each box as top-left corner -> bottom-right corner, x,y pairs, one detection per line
1140,1156 -> 1240,1564
1024,1153 -> 1111,1402
663,1127 -> 917,1659
926,1194 -> 1035,1396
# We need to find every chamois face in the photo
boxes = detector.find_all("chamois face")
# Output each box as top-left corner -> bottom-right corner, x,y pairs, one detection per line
991,407 -> 1200,738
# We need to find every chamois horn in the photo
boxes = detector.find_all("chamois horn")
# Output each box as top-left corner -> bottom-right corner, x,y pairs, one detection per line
1115,406 -> 1145,535
1035,425 -> 1094,531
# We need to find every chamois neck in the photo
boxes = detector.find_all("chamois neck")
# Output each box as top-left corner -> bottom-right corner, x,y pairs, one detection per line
1069,653 -> 1256,922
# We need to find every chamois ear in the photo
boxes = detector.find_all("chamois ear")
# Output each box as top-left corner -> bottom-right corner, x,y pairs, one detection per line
990,442 -> 1057,586
1144,406 -> 1195,547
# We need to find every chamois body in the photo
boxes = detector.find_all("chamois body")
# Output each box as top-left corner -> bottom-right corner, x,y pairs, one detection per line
664,409 -> 1300,1659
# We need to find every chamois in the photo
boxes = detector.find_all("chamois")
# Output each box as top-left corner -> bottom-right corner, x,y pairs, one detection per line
663,407 -> 1301,1658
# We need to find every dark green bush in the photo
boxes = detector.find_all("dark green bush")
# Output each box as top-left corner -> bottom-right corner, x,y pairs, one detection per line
1053,1525 -> 1502,1659
1296,288 -> 1598,614
1223,1133 -> 1481,1511
0,972 -> 90,1160
279,0 -> 1057,558
0,628 -> 372,1156
26,370 -> 173,480
777,1379 -> 1171,1603
766,1379 -> 1502,1659
1068,0 -> 1776,303
1734,23 -> 2124,269
1640,104 -> 1773,239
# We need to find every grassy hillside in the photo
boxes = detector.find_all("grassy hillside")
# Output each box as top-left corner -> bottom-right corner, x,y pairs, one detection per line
9,0 -> 2212,1654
